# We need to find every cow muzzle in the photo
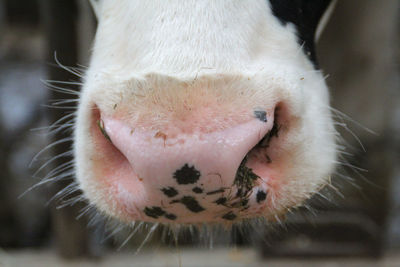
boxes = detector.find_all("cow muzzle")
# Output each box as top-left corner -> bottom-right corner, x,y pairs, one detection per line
89,102 -> 280,224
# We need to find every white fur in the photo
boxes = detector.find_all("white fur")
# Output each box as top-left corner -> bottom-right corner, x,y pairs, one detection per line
76,0 -> 337,221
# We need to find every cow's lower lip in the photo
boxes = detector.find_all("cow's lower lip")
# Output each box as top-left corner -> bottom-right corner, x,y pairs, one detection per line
89,105 -> 282,224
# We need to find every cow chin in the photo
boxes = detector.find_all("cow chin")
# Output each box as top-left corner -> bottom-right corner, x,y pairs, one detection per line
74,0 -> 337,226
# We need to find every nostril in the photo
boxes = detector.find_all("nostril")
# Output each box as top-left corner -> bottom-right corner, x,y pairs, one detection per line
234,155 -> 260,191
231,104 -> 283,207
97,118 -> 112,142
232,155 -> 261,205
254,105 -> 282,150
90,105 -> 132,176
91,106 -> 117,149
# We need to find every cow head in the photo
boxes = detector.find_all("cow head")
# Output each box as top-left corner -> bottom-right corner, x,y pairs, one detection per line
75,0 -> 337,225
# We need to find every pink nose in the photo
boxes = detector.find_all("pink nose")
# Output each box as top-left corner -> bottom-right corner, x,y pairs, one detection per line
96,109 -> 274,223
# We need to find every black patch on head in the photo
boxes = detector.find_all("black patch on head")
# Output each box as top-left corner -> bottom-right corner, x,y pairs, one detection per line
256,190 -> 267,203
144,206 -> 165,219
254,110 -> 267,122
165,213 -> 177,220
192,187 -> 203,194
206,188 -> 226,195
269,0 -> 332,68
161,187 -> 178,198
222,211 -> 237,221
214,197 -> 227,205
173,164 -> 201,184
180,196 -> 205,213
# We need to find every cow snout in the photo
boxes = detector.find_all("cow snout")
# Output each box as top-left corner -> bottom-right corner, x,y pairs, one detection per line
90,104 -> 278,223
76,0 -> 338,227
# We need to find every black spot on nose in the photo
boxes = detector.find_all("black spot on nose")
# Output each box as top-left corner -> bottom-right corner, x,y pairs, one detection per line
161,187 -> 178,197
144,206 -> 165,219
206,188 -> 226,195
173,164 -> 201,184
254,110 -> 267,122
180,196 -> 205,213
165,213 -> 177,220
256,190 -> 267,203
222,211 -> 237,220
192,187 -> 203,194
214,197 -> 227,205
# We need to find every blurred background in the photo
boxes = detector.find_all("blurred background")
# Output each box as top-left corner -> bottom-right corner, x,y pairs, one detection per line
0,0 -> 399,266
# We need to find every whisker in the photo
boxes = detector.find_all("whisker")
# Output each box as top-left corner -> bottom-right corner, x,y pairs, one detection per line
46,80 -> 83,86
334,122 -> 366,152
102,224 -> 126,244
76,204 -> 95,219
86,209 -> 104,227
49,99 -> 80,105
333,160 -> 368,172
47,123 -> 75,136
19,169 -> 75,199
118,222 -> 144,251
30,138 -> 73,168
135,223 -> 159,255
76,64 -> 88,70
41,79 -> 80,95
42,160 -> 74,180
54,51 -> 84,78
51,182 -> 81,207
329,107 -> 376,135
34,150 -> 73,177
31,113 -> 75,133
41,104 -> 78,110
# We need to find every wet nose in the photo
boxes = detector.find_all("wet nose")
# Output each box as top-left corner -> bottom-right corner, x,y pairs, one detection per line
98,110 -> 274,223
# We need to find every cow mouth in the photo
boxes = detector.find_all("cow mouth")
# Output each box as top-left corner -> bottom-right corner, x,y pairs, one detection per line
88,104 -> 284,224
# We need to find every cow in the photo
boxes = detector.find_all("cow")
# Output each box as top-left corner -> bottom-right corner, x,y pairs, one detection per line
74,0 -> 337,228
